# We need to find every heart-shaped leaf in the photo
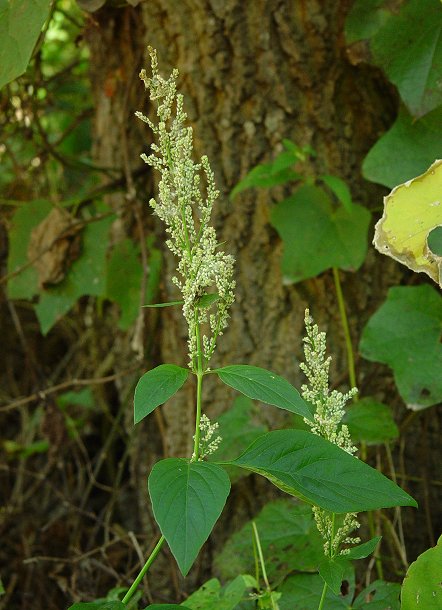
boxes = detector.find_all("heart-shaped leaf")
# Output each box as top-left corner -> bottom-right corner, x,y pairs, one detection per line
226,430 -> 417,513
401,536 -> 442,610
270,185 -> 370,282
148,459 -> 230,576
360,285 -> 442,410
134,364 -> 189,424
214,365 -> 313,421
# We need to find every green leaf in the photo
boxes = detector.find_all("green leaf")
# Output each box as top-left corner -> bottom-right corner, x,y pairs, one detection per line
105,239 -> 143,330
318,556 -> 349,596
143,300 -> 184,308
346,0 -> 442,117
320,175 -> 353,213
401,535 -> 442,610
362,106 -> 442,188
277,571 -> 355,610
182,575 -> 251,610
214,500 -> 323,583
270,185 -> 370,282
134,364 -> 189,424
343,398 -> 398,445
227,430 -> 417,513
428,226 -> 442,257
345,0 -> 391,43
373,159 -> 442,287
360,285 -> 442,410
214,365 -> 313,421
353,580 -> 400,609
7,200 -> 52,299
0,0 -> 52,89
35,209 -> 114,335
148,459 -> 230,576
345,536 -> 381,560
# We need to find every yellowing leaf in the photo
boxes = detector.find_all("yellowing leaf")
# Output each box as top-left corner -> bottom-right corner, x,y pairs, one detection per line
373,159 -> 442,286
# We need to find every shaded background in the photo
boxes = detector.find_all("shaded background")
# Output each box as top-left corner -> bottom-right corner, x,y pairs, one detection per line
1,1 -> 441,608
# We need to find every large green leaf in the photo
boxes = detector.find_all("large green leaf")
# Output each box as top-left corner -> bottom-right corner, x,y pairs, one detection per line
343,397 -> 398,445
0,0 -> 51,89
360,285 -> 442,410
270,185 -> 370,282
34,210 -> 114,334
214,365 -> 313,421
346,0 -> 442,117
373,159 -> 442,287
7,200 -> 52,299
277,571 -> 355,610
214,500 -> 323,583
134,364 -> 189,424
362,107 -> 442,189
226,430 -> 417,513
105,238 -> 143,330
148,459 -> 230,576
401,536 -> 442,610
182,575 -> 251,610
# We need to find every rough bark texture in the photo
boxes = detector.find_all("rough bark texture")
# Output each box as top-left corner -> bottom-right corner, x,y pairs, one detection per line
85,0 -> 439,594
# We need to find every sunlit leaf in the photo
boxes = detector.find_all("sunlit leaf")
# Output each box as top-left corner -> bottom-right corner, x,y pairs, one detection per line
148,459 -> 230,576
134,364 -> 189,424
360,285 -> 442,410
373,159 -> 442,286
270,185 -> 370,282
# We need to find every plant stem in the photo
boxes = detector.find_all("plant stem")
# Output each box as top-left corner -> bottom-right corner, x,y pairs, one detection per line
317,581 -> 328,610
252,521 -> 270,589
121,535 -> 165,605
192,310 -> 204,461
332,267 -> 356,390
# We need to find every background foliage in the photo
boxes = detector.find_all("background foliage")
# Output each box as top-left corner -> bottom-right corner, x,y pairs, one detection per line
0,1 -> 441,609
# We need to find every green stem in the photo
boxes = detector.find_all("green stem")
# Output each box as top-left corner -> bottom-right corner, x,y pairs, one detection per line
192,309 -> 204,461
317,581 -> 328,610
252,521 -> 270,589
121,535 -> 165,605
332,267 -> 356,390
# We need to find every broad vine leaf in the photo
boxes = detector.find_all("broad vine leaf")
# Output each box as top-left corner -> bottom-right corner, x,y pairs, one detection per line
277,571 -> 355,610
0,0 -> 51,89
345,0 -> 442,117
34,209 -> 114,334
105,238 -> 143,330
134,364 -> 189,424
7,200 -> 52,299
270,185 -> 370,282
148,459 -> 230,576
214,365 -> 313,421
360,285 -> 442,410
182,575 -> 251,610
226,430 -> 417,513
343,397 -> 398,445
214,500 -> 323,583
363,107 -> 442,189
373,159 -> 442,287
401,536 -> 442,610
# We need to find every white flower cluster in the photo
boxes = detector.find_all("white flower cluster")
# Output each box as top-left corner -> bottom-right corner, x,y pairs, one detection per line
301,309 -> 360,556
192,414 -> 222,460
136,47 -> 235,370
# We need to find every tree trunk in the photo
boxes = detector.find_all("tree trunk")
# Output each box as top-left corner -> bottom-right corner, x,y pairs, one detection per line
85,0 -> 434,594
